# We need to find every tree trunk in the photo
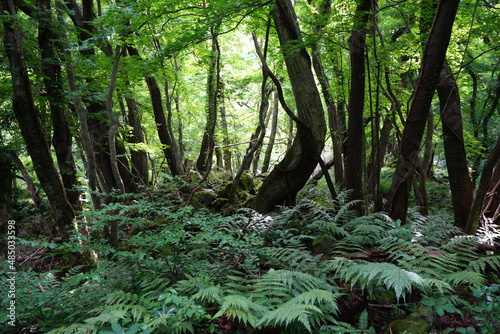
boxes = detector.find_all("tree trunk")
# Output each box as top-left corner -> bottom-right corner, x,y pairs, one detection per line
218,81 -> 232,173
145,75 -> 185,176
253,0 -> 326,213
38,0 -> 82,211
387,0 -> 460,223
126,45 -> 184,176
261,92 -> 279,174
466,135 -> 500,234
345,0 -> 372,216
483,163 -> 500,225
105,46 -> 126,194
196,30 -> 220,176
55,0 -> 101,209
230,40 -> 271,201
437,62 -> 474,230
2,0 -> 74,238
64,0 -> 117,196
125,95 -> 149,186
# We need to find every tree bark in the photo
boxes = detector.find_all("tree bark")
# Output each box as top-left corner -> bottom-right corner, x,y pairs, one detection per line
218,81 -> 232,173
2,0 -> 74,238
105,46 -> 126,194
261,92 -> 279,174
126,45 -> 184,176
145,75 -> 185,176
387,0 -> 460,223
253,0 -> 326,213
125,95 -> 149,186
345,0 -> 372,216
196,30 -> 221,176
466,135 -> 500,234
437,62 -> 474,230
64,0 -> 117,196
38,0 -> 82,211
310,0 -> 344,186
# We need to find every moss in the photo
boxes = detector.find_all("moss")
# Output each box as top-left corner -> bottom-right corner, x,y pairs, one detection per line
212,197 -> 229,210
191,189 -> 217,209
385,306 -> 435,334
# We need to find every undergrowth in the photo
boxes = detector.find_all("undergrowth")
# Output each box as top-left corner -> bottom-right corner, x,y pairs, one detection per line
1,191 -> 499,333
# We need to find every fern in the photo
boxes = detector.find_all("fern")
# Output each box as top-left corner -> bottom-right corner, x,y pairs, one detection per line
467,255 -> 500,273
258,303 -> 323,332
443,271 -> 487,288
327,260 -> 423,300
213,294 -> 267,327
190,284 -> 224,304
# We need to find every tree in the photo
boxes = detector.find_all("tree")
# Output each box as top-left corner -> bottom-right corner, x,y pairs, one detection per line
2,0 -> 74,237
196,29 -> 221,176
437,62 -> 474,230
38,0 -> 82,211
387,0 -> 460,223
253,0 -> 326,212
126,44 -> 185,177
344,0 -> 373,216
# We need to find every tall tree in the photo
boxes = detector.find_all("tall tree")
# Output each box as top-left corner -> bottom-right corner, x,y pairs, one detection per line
253,0 -> 326,212
437,62 -> 474,230
64,0 -> 129,196
261,92 -> 279,174
345,0 -> 372,216
196,29 -> 221,176
466,135 -> 500,234
387,0 -> 460,223
2,0 -> 74,237
38,0 -> 82,211
126,45 -> 184,176
311,0 -> 344,186
124,94 -> 149,186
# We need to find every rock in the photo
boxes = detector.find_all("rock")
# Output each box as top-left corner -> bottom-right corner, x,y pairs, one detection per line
385,306 -> 435,334
191,189 -> 217,209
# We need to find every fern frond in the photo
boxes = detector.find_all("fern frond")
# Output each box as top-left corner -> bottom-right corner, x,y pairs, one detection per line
444,271 -> 486,288
213,294 -> 267,327
258,302 -> 323,332
257,269 -> 331,294
102,290 -> 139,305
191,284 -> 224,304
84,309 -> 128,325
46,323 -> 95,334
419,278 -> 453,295
291,289 -> 341,312
335,261 -> 423,300
467,255 -> 500,274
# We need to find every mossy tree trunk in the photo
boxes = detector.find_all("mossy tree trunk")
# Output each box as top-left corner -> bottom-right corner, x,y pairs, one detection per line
253,0 -> 326,213
38,0 -> 82,211
2,0 -> 74,238
196,29 -> 221,176
387,0 -> 460,223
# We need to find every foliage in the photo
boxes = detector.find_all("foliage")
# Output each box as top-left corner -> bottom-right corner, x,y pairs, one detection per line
5,194 -> 500,333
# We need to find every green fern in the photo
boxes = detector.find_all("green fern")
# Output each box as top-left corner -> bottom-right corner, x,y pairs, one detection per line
331,261 -> 423,300
190,284 -> 224,304
258,303 -> 323,332
213,294 -> 267,327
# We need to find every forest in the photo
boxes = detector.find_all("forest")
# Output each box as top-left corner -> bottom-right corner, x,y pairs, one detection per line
0,0 -> 499,332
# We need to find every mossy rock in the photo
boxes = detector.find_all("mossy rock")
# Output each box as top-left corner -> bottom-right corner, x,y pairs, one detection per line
239,173 -> 255,194
385,306 -> 434,334
212,197 -> 229,210
312,235 -> 336,255
191,189 -> 217,209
